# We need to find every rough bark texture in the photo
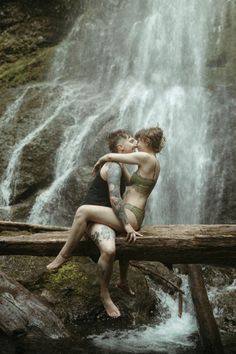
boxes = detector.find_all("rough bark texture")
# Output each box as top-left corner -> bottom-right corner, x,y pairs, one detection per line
188,265 -> 224,354
0,223 -> 235,266
0,270 -> 69,338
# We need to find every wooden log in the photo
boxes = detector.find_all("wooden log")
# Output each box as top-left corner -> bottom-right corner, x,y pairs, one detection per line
188,265 -> 224,354
0,220 -> 68,233
0,271 -> 69,338
0,223 -> 235,266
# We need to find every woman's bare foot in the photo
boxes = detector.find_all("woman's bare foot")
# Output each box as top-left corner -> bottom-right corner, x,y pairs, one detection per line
46,254 -> 69,272
101,295 -> 121,318
116,282 -> 135,296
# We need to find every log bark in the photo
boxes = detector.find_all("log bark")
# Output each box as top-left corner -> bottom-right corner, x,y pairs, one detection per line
0,224 -> 235,266
0,271 -> 69,338
188,265 -> 224,354
0,220 -> 68,233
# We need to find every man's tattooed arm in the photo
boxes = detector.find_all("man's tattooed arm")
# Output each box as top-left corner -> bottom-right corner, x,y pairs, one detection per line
107,162 -> 129,227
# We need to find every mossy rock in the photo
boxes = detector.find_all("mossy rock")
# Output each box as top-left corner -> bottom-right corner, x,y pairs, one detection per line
0,47 -> 55,88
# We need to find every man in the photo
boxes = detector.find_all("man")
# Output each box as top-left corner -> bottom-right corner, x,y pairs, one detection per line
47,130 -> 138,318
83,130 -> 138,318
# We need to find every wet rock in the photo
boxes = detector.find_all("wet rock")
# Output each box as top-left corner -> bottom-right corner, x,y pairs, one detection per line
0,270 -> 69,338
202,265 -> 236,335
0,255 -> 169,328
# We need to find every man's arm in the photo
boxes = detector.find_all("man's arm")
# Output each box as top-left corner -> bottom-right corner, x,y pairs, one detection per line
93,151 -> 151,175
120,163 -> 131,185
106,162 -> 129,227
106,162 -> 143,243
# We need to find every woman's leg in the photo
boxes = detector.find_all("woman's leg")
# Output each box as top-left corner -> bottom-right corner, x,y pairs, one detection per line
89,224 -> 120,318
47,205 -> 138,271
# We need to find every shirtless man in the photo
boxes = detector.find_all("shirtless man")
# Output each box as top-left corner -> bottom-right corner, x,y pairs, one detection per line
47,129 -> 138,318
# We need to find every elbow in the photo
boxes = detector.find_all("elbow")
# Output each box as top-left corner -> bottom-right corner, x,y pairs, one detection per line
106,153 -> 112,161
110,196 -> 120,208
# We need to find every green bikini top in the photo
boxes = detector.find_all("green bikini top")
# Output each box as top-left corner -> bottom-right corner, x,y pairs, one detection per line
129,170 -> 156,196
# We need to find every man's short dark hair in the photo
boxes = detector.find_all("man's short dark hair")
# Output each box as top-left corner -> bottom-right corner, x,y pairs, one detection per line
107,129 -> 132,152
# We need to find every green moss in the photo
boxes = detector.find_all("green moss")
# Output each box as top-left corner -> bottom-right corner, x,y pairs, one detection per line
46,262 -> 91,298
0,47 -> 55,88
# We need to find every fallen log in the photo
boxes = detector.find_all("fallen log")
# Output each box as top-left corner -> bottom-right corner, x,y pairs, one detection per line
0,271 -> 69,338
0,223 -> 235,266
188,265 -> 224,354
0,220 -> 67,233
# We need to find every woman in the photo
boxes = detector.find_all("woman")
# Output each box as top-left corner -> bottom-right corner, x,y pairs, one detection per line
47,127 -> 164,270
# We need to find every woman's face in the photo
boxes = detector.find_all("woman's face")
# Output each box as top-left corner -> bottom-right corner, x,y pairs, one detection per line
137,138 -> 149,152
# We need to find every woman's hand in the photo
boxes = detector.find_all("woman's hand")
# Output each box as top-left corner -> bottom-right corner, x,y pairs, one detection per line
92,155 -> 108,175
92,158 -> 102,175
124,224 -> 143,243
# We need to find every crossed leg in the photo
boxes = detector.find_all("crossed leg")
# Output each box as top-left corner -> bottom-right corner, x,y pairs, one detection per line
47,204 -> 138,271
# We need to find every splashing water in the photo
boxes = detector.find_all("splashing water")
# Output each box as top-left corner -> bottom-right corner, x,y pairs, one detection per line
89,276 -> 198,353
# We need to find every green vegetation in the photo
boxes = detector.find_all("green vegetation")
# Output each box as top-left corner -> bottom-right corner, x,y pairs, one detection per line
46,262 -> 91,298
0,47 -> 55,88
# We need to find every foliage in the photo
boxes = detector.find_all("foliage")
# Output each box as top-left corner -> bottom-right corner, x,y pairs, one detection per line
46,262 -> 91,298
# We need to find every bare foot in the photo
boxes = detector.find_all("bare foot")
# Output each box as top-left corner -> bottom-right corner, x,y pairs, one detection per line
116,282 -> 135,296
101,295 -> 121,318
46,254 -> 69,272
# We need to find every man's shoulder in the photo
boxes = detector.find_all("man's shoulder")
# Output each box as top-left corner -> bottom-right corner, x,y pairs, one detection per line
101,162 -> 121,181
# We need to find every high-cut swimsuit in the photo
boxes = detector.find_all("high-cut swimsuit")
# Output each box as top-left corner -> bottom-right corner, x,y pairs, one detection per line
124,165 -> 157,227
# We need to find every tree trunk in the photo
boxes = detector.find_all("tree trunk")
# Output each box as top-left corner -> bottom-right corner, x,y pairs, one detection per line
188,265 -> 224,354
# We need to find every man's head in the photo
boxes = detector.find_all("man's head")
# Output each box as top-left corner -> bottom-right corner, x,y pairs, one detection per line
107,129 -> 137,153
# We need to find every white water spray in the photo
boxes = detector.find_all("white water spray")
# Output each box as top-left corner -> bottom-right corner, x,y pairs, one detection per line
0,1 -> 229,350
89,276 -> 198,353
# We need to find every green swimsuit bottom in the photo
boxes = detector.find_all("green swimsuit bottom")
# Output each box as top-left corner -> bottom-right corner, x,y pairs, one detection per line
124,170 -> 157,227
124,203 -> 144,227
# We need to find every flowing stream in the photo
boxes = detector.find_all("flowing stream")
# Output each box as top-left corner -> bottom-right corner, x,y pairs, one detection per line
0,0 -> 232,353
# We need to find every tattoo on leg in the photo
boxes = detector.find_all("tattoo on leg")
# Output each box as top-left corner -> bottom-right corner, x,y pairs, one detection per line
90,227 -> 115,244
100,226 -> 115,240
90,231 -> 100,243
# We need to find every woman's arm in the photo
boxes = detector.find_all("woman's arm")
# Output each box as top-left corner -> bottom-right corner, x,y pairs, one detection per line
93,151 -> 150,175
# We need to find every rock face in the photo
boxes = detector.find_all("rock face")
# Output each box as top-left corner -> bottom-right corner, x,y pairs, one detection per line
202,1 -> 236,224
0,0 -> 84,87
0,270 -> 69,338
0,255 -> 181,327
0,0 -> 87,222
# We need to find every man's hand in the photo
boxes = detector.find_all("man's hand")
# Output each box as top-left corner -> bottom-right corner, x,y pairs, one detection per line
124,224 -> 143,243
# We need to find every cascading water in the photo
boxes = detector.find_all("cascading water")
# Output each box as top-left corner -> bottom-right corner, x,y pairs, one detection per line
0,0 -> 225,226
0,0 -> 231,352
88,275 -> 198,353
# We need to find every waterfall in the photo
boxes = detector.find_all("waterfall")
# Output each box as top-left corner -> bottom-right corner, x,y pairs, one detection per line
0,0 -> 231,352
0,0 -> 226,226
32,0 -> 225,225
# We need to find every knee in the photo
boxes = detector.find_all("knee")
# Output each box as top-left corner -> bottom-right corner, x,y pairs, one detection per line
101,248 -> 115,261
74,205 -> 88,220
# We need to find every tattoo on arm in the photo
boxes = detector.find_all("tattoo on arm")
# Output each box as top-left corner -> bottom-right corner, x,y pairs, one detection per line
107,163 -> 129,226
